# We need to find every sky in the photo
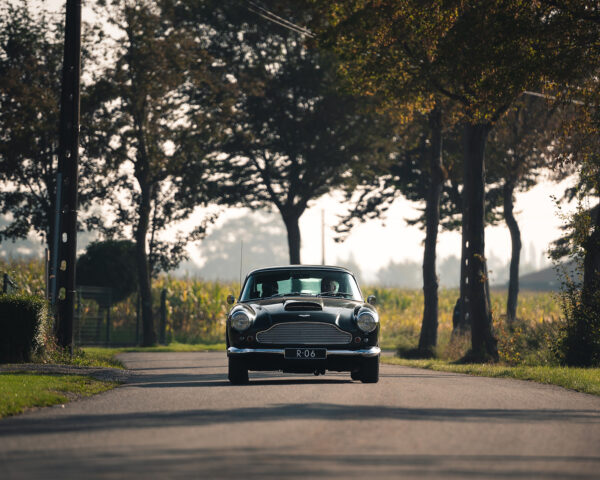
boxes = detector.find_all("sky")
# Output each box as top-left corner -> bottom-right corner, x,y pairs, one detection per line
183,176 -> 575,283
23,1 -> 577,284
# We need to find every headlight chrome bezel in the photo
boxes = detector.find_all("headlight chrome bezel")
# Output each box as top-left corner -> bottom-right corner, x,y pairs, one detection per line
230,308 -> 255,332
356,309 -> 379,333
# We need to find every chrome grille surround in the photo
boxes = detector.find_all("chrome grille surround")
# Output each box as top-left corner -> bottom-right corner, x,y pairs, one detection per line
256,322 -> 352,345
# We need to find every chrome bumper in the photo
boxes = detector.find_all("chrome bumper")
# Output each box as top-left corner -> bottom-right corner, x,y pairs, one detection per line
227,346 -> 381,358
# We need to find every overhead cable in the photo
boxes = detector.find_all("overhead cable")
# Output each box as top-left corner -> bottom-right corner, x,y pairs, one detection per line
246,1 -> 315,37
523,90 -> 586,106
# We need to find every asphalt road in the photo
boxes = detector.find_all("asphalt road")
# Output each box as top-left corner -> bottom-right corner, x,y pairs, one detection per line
1,352 -> 599,479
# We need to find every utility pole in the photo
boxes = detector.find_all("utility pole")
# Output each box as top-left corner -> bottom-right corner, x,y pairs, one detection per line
52,0 -> 82,351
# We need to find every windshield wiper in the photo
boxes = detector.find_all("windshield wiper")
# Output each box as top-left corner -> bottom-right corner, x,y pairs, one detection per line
318,292 -> 352,298
267,292 -> 304,298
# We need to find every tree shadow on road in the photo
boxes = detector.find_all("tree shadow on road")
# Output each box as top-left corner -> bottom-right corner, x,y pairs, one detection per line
1,401 -> 599,438
3,446 -> 600,479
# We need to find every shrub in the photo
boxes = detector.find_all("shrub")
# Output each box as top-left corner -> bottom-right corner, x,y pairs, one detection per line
76,240 -> 138,303
553,282 -> 600,367
496,316 -> 562,366
0,294 -> 52,363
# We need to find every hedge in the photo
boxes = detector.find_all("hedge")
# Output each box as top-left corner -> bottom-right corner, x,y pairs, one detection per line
0,294 -> 52,363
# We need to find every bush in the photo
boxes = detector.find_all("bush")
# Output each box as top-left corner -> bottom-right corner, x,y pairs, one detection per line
76,240 -> 138,303
0,294 -> 52,363
553,282 -> 600,367
496,316 -> 562,366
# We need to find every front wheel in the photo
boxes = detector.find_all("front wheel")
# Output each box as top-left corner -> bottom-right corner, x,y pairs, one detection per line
228,356 -> 249,385
359,356 -> 379,383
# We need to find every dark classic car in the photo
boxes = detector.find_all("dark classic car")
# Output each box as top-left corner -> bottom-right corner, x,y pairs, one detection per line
226,265 -> 380,384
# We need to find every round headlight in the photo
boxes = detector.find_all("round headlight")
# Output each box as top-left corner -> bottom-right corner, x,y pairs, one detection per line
231,310 -> 252,332
357,310 -> 378,333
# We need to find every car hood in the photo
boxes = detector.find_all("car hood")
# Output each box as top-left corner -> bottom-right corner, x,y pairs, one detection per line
239,296 -> 375,330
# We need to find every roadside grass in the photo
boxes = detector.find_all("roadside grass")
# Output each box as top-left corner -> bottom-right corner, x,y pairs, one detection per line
80,342 -> 226,368
0,343 -> 224,418
0,372 -> 118,418
381,356 -> 600,396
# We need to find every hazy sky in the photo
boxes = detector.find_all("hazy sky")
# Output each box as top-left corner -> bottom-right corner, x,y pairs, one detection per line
198,177 -> 574,282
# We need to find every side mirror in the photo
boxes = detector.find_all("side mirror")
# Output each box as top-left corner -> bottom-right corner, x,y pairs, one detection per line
227,294 -> 236,305
367,295 -> 377,306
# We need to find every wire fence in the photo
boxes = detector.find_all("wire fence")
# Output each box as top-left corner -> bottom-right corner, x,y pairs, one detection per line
74,286 -> 141,347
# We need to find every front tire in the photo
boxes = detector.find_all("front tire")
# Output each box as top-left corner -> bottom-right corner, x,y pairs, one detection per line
228,356 -> 249,385
359,356 -> 379,383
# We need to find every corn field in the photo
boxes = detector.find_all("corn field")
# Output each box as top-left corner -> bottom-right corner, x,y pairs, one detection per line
1,258 -> 562,362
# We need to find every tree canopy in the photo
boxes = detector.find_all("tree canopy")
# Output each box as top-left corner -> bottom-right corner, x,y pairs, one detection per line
0,4 -> 100,249
204,12 -> 394,264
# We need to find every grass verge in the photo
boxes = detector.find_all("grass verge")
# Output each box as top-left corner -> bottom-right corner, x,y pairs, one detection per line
381,357 -> 600,396
0,342 -> 224,418
0,372 -> 118,418
81,342 -> 226,368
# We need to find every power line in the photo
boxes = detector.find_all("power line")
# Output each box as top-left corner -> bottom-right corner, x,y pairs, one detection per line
523,90 -> 586,106
247,1 -> 313,36
246,1 -> 315,38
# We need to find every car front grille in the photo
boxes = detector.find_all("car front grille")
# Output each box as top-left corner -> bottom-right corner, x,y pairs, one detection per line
256,322 -> 352,345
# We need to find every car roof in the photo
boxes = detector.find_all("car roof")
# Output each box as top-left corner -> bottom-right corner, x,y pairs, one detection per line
246,265 -> 353,277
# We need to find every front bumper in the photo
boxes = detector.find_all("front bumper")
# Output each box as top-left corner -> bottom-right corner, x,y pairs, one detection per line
227,346 -> 381,357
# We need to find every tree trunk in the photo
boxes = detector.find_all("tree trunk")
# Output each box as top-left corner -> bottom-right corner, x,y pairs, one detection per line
282,212 -> 301,265
463,123 -> 498,362
569,201 -> 600,366
135,181 -> 156,346
503,181 -> 521,323
582,202 -> 600,305
418,106 -> 444,356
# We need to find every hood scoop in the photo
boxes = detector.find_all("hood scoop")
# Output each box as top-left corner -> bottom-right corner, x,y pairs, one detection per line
284,300 -> 323,311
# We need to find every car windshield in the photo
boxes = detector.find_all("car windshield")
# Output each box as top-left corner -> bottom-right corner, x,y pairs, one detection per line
240,269 -> 363,302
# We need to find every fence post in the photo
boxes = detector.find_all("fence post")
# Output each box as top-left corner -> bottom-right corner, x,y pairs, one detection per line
135,292 -> 140,346
44,249 -> 50,300
76,290 -> 81,346
159,288 -> 167,345
3,273 -> 17,294
105,291 -> 111,347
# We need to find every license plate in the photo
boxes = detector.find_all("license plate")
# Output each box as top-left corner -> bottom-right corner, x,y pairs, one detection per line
285,348 -> 326,360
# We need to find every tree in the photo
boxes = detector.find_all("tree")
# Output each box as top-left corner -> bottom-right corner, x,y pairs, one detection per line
215,32 -> 392,264
83,0 -> 234,345
337,110 -> 453,354
335,106 -> 504,348
313,2 -> 459,356
550,94 -> 600,365
486,96 -> 560,322
313,2 -> 495,357
537,0 -> 600,366
315,0 -> 596,361
166,1 -> 393,264
0,3 -> 98,253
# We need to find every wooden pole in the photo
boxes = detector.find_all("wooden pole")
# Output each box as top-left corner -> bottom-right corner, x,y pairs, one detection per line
54,0 -> 81,351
